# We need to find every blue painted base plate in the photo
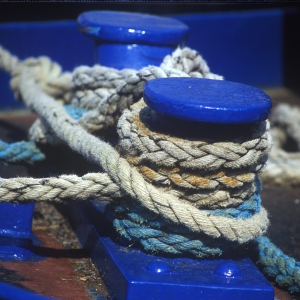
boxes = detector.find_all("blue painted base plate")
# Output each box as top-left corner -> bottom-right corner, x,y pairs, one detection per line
69,201 -> 274,300
0,234 -> 44,262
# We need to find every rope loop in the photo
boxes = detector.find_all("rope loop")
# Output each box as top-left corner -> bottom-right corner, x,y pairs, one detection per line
10,56 -> 72,103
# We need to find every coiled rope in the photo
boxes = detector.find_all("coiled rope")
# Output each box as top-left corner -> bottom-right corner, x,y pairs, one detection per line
0,45 -> 299,293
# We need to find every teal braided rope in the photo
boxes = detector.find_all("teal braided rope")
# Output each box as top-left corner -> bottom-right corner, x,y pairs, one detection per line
110,203 -> 233,258
108,177 -> 262,258
255,236 -> 300,293
208,178 -> 262,220
0,105 -> 84,164
0,140 -> 45,163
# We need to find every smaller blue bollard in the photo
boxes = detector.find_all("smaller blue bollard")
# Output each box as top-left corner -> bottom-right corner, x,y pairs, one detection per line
0,203 -> 37,260
77,10 -> 189,69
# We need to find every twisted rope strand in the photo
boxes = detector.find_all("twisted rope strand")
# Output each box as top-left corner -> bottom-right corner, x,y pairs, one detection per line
0,140 -> 45,163
0,173 -> 123,202
3,67 -> 267,243
256,236 -> 300,293
27,47 -> 223,143
1,44 -> 300,293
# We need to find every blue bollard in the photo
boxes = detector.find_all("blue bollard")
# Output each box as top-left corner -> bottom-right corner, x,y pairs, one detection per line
70,11 -> 275,299
77,10 -> 189,69
72,77 -> 274,299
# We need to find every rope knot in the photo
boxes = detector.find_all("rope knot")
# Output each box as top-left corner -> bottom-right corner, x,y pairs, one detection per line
10,56 -> 71,103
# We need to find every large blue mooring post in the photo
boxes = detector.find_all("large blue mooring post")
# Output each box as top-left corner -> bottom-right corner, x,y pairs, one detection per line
71,11 -> 275,300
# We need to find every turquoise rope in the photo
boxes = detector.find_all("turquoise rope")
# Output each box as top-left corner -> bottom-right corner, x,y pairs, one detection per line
0,140 -> 45,163
0,105 -> 86,164
3,103 -> 300,292
255,236 -> 300,293
107,188 -> 260,258
110,192 -> 260,256
110,193 -> 300,292
110,178 -> 262,257
208,178 -> 262,220
63,105 -> 87,120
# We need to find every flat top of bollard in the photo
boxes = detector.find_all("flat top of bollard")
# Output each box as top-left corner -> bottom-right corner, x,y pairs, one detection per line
144,78 -> 272,124
77,11 -> 189,46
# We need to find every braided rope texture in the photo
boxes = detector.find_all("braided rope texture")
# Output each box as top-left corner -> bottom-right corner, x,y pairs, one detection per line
16,71 -> 271,244
118,101 -> 272,208
261,103 -> 300,187
1,45 -> 299,293
0,140 -> 45,163
256,236 -> 300,293
25,47 -> 223,144
0,45 -> 270,245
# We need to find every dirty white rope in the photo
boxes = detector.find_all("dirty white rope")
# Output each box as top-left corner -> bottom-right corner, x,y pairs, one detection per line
3,44 -> 300,294
118,101 -> 271,208
27,47 -> 223,144
261,103 -> 300,187
0,46 -> 269,244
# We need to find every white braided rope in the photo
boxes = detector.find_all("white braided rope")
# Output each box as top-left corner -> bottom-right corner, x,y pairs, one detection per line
261,104 -> 300,187
117,101 -> 270,208
0,46 -> 269,244
27,47 -> 223,143
12,66 -> 269,243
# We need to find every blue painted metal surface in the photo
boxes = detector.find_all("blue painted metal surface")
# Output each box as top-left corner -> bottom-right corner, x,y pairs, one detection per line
0,281 -> 56,300
0,20 -> 94,110
0,203 -> 39,260
0,21 -> 94,261
71,201 -> 274,300
77,11 -> 189,69
144,78 -> 272,124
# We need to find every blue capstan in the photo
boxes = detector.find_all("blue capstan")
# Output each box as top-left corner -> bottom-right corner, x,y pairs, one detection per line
77,10 -> 189,46
144,77 -> 272,124
77,11 -> 189,69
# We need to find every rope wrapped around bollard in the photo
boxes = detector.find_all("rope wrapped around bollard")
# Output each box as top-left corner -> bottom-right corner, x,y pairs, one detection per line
0,45 -> 299,293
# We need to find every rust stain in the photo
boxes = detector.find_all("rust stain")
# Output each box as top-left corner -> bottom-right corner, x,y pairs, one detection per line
130,113 -> 151,137
130,109 -> 186,143
219,176 -> 240,187
169,173 -> 185,185
169,167 -> 180,173
125,155 -> 140,165
237,173 -> 254,182
208,172 -> 225,179
186,175 -> 211,187
159,167 -> 180,175
139,166 -> 159,181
